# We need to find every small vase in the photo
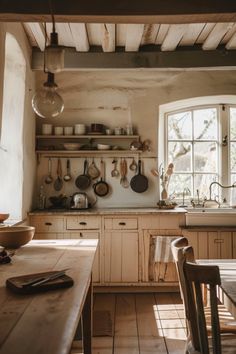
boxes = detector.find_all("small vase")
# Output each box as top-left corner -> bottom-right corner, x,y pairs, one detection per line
161,187 -> 168,200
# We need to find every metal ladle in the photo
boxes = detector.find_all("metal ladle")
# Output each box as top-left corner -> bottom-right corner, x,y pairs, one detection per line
45,158 -> 53,184
63,159 -> 72,182
129,158 -> 138,172
111,159 -> 119,177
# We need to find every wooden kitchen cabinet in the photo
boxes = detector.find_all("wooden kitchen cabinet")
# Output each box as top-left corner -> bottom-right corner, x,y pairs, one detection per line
68,231 -> 100,283
103,231 -> 139,283
103,217 -> 139,283
182,228 -> 234,259
29,215 -> 101,283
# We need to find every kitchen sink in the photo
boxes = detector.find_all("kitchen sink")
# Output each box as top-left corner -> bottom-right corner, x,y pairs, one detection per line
185,207 -> 236,226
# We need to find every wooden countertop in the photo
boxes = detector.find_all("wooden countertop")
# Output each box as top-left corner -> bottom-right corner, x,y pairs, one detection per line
0,239 -> 98,354
28,207 -> 186,216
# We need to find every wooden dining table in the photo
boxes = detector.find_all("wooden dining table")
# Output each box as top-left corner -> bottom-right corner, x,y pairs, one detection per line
198,259 -> 236,318
0,238 -> 98,354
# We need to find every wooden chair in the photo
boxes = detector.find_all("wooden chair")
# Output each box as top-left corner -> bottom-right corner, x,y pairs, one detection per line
184,258 -> 236,354
171,238 -> 236,353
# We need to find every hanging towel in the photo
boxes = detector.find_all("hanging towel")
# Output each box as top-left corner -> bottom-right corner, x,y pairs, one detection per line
153,236 -> 178,263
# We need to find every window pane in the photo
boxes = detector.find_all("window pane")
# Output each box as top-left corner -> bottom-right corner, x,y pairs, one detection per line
194,142 -> 217,172
168,174 -> 192,198
230,107 -> 236,140
193,108 -> 217,140
168,142 -> 192,172
194,174 -> 218,199
231,142 -> 236,172
167,111 -> 192,140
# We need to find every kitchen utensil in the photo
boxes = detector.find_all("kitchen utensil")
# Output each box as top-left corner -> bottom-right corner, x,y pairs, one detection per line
70,192 -> 89,209
75,159 -> 91,190
74,124 -> 86,135
63,159 -> 72,182
120,158 -> 129,188
42,124 -> 52,135
151,168 -> 159,177
90,123 -> 104,134
49,194 -> 67,208
45,158 -> 53,184
111,159 -> 119,177
54,158 -> 63,191
63,143 -> 81,151
64,126 -> 73,135
130,159 -> 148,193
97,143 -> 111,150
93,160 -> 109,197
88,158 -> 100,179
54,126 -> 63,135
129,158 -> 138,172
28,269 -> 70,288
130,140 -> 142,151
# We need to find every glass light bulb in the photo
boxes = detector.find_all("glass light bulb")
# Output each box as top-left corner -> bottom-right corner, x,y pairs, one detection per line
32,86 -> 64,118
32,73 -> 64,118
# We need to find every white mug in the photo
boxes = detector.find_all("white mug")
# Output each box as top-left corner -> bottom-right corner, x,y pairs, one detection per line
54,126 -> 63,135
42,124 -> 53,135
74,124 -> 86,135
64,126 -> 73,135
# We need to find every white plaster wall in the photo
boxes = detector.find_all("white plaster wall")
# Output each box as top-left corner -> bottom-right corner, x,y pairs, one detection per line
34,69 -> 236,208
0,23 -> 36,219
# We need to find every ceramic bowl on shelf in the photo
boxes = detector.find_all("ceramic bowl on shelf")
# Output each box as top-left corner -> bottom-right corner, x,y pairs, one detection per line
97,144 -> 111,150
63,143 -> 81,151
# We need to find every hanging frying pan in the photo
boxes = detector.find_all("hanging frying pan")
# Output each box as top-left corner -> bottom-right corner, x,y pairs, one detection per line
93,160 -> 109,197
75,159 -> 91,190
130,159 -> 148,193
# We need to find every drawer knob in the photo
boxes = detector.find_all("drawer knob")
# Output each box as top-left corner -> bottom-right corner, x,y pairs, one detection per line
45,222 -> 52,226
79,222 -> 87,226
119,222 -> 126,226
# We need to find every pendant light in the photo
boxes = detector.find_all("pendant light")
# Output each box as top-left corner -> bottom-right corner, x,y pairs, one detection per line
32,0 -> 64,118
44,6 -> 64,73
32,72 -> 64,118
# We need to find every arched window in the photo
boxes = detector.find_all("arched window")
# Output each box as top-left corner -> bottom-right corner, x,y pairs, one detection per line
0,33 -> 26,219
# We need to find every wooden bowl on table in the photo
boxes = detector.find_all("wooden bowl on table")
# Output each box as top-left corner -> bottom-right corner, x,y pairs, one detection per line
0,226 -> 35,249
0,213 -> 10,223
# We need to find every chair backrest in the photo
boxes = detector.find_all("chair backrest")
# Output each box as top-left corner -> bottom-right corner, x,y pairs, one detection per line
171,238 -> 200,350
184,257 -> 222,354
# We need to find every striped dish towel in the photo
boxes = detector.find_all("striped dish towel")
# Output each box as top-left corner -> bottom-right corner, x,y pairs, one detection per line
153,236 -> 178,263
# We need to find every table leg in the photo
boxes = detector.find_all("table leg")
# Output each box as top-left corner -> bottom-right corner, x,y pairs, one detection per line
82,277 -> 93,354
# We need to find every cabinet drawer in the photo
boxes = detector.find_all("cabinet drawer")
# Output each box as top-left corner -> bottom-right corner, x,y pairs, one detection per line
105,218 -> 138,230
66,216 -> 101,230
30,217 -> 64,233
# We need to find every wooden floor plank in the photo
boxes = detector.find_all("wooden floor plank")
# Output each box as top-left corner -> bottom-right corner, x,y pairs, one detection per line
114,294 -> 139,353
91,292 -> 187,354
92,293 -> 116,354
136,294 -> 167,354
154,292 -> 187,354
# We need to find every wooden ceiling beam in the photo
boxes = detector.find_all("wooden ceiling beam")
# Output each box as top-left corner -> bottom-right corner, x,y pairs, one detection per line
1,1 -> 236,24
32,47 -> 236,70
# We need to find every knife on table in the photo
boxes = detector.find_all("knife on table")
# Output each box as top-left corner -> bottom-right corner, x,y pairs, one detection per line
22,269 -> 70,287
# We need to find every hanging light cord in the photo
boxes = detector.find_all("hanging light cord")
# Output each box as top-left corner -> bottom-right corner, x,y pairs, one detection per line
48,0 -> 56,33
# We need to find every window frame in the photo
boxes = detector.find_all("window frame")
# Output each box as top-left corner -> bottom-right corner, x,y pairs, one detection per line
164,104 -> 234,203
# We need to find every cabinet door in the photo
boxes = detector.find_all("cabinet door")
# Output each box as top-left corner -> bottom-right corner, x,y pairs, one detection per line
34,233 -> 64,240
104,231 -> 139,283
69,231 -> 100,283
208,232 -> 232,259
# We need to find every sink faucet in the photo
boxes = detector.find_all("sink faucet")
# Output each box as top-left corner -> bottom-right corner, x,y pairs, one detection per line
209,181 -> 236,200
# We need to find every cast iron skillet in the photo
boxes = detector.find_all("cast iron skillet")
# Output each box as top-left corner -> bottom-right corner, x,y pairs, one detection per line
75,159 -> 91,190
93,160 -> 109,197
130,159 -> 148,193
